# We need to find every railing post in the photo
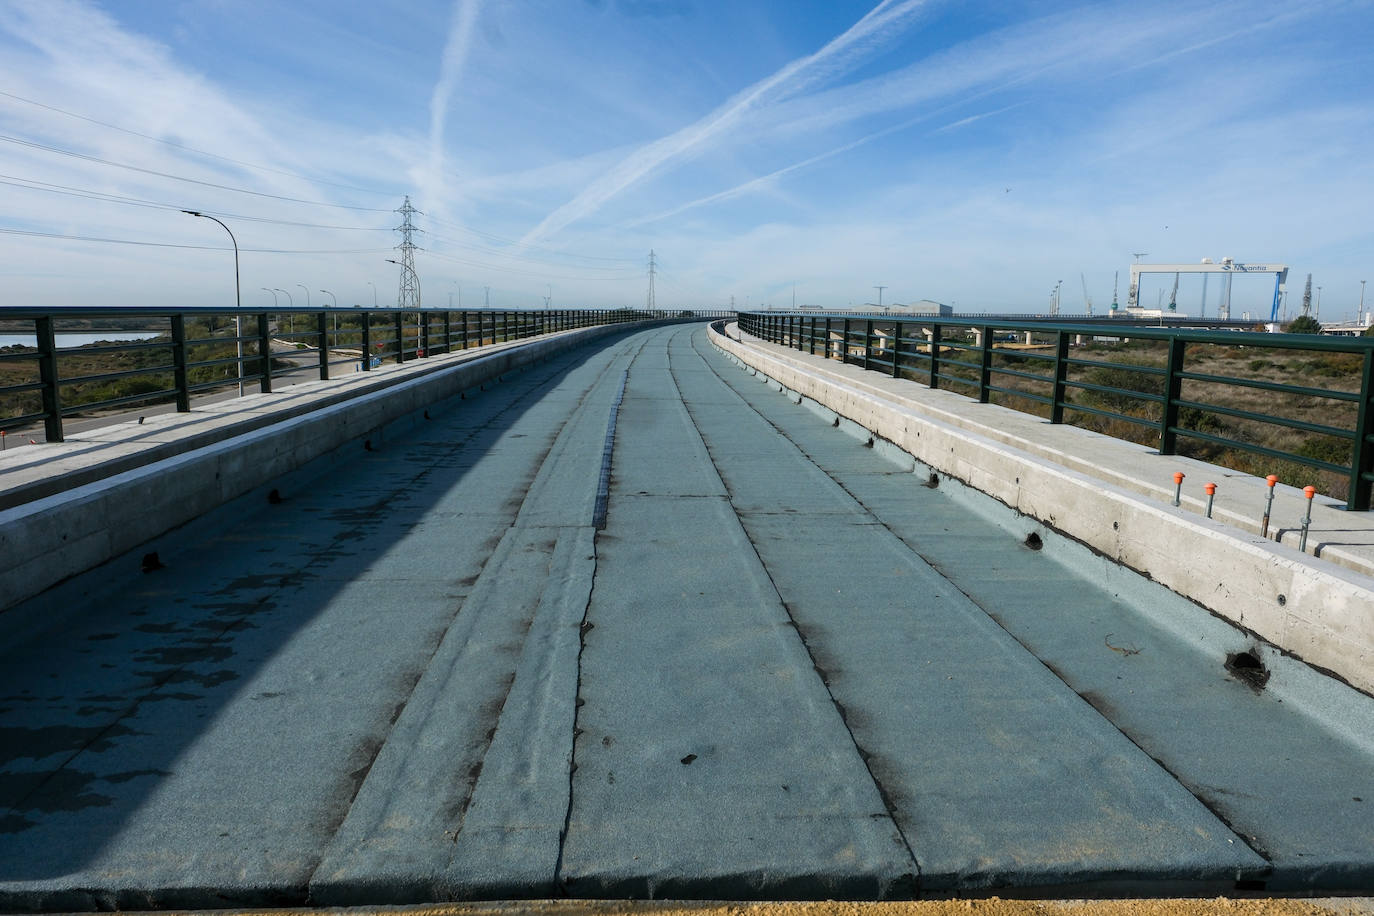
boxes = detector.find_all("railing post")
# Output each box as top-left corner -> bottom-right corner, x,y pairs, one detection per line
1050,330 -> 1070,423
929,323 -> 941,389
361,314 -> 371,371
317,311 -> 329,379
1159,336 -> 1186,454
420,310 -> 430,358
257,312 -> 273,393
978,325 -> 993,403
443,311 -> 452,353
863,320 -> 873,370
395,310 -> 406,363
1348,348 -> 1374,510
842,319 -> 851,365
892,321 -> 903,378
809,317 -> 817,355
171,314 -> 190,411
825,318 -> 832,360
34,315 -> 62,442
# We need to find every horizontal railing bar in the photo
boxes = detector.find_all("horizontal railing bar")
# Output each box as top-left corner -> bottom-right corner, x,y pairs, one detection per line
1061,378 -> 1165,404
989,365 -> 1054,385
1064,357 -> 1168,376
1173,426 -> 1349,475
60,387 -> 178,415
1062,401 -> 1160,429
1177,370 -> 1361,403
59,364 -> 176,386
1173,398 -> 1354,440
985,385 -> 1054,407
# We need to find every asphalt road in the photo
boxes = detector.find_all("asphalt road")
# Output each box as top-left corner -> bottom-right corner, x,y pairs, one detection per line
0,324 -> 1371,910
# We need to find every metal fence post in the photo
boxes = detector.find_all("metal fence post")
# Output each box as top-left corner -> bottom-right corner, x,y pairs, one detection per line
171,314 -> 190,411
1348,348 -> 1374,510
443,311 -> 452,353
1159,336 -> 1186,454
863,320 -> 873,370
34,315 -> 62,442
1050,331 -> 1070,424
978,325 -> 993,403
395,311 -> 406,363
257,312 -> 273,393
893,321 -> 903,378
317,311 -> 329,379
842,319 -> 851,365
420,310 -> 430,357
929,323 -> 941,389
361,315 -> 371,371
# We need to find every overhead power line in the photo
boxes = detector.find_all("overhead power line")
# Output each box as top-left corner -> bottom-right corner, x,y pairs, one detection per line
0,226 -> 389,254
0,88 -> 393,197
0,134 -> 394,212
0,174 -> 392,229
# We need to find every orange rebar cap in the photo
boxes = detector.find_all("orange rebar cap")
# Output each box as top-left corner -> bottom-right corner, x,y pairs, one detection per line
1204,483 -> 1216,495
1304,486 -> 1316,499
1173,472 -> 1185,484
1266,474 -> 1279,487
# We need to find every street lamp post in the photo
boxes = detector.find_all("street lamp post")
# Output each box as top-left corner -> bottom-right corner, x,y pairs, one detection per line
274,288 -> 293,335
320,289 -> 338,332
182,210 -> 243,397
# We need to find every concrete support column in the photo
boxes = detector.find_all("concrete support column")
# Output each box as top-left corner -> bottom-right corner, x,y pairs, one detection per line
1024,331 -> 1034,345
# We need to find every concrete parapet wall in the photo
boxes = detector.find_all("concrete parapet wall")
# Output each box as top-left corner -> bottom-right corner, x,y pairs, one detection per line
709,323 -> 1374,697
0,323 -> 641,614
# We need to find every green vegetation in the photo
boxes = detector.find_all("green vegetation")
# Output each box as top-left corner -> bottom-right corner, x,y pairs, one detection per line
1286,315 -> 1323,334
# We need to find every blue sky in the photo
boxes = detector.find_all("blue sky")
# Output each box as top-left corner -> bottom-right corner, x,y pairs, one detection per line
1,0 -> 1371,317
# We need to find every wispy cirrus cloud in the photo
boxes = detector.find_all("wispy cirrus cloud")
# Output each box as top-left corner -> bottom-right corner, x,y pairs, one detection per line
420,0 -> 484,219
518,0 -> 936,245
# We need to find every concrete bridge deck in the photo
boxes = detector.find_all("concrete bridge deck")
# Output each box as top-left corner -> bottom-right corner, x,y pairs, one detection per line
1,324 -> 1372,909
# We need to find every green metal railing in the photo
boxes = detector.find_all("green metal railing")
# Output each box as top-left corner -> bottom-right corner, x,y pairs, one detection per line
737,311 -> 1374,511
1,306 -> 721,445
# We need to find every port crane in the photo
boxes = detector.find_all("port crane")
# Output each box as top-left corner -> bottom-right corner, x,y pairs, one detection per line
1127,258 -> 1288,324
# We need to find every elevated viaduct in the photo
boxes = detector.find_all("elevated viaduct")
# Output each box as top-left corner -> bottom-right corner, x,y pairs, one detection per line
0,318 -> 1371,909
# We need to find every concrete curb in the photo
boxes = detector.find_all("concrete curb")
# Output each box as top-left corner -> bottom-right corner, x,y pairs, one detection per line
0,323 -> 644,614
709,323 -> 1374,698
